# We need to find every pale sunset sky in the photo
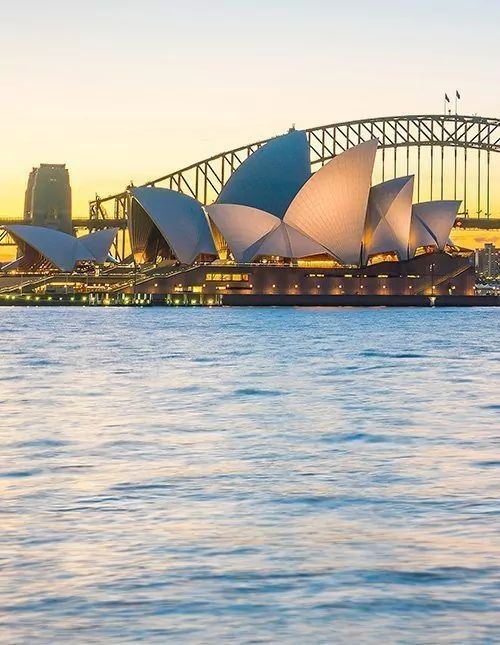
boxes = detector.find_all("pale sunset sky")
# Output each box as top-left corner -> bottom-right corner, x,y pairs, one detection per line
2,0 -> 500,218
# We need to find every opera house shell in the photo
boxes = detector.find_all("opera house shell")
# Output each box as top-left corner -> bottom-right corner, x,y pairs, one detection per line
1,225 -> 118,272
129,132 -> 462,269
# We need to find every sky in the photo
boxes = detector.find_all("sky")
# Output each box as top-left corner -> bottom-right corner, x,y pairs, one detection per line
2,0 -> 500,218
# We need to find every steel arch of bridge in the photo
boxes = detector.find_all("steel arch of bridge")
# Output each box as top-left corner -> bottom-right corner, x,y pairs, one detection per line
90,114 -> 500,256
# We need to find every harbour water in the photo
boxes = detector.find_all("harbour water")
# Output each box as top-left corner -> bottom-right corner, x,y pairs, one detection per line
1,307 -> 500,644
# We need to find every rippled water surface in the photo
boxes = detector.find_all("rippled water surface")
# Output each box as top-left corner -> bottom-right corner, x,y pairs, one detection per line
1,307 -> 500,644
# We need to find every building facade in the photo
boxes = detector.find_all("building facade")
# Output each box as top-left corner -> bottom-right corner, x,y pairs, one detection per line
24,164 -> 72,234
123,253 -> 475,300
476,243 -> 500,279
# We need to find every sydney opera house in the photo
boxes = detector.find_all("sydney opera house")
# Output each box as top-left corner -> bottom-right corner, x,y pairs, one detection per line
1,132 -> 474,302
126,134 -> 474,301
1,226 -> 118,273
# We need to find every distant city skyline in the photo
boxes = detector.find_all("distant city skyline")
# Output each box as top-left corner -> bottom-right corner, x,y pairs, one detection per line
2,0 -> 500,219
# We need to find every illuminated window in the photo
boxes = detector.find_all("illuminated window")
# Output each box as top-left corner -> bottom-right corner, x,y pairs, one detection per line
205,273 -> 249,282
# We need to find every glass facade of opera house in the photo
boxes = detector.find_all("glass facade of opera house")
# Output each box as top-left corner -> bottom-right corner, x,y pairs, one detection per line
1,133 -> 475,298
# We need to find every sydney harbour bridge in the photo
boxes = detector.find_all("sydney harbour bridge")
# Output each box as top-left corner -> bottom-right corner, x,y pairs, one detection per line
3,113 -> 500,261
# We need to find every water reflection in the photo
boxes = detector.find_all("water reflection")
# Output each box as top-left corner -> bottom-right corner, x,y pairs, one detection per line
1,307 -> 500,643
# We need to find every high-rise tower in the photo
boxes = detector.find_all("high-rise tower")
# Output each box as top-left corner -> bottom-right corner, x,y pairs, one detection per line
24,164 -> 72,234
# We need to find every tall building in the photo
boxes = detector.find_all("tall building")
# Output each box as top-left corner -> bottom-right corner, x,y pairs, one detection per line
24,164 -> 72,234
475,243 -> 500,278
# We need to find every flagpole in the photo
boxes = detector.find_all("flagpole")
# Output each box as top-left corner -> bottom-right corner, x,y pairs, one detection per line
444,93 -> 450,115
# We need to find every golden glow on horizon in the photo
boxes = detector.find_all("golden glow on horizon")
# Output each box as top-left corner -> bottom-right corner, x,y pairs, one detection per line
3,144 -> 500,227
450,229 -> 500,250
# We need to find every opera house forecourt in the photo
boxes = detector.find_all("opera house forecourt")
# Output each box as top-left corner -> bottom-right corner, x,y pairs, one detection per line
0,132 -> 476,305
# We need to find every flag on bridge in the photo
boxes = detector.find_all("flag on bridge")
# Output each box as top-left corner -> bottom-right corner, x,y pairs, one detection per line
456,90 -> 461,99
445,93 -> 450,102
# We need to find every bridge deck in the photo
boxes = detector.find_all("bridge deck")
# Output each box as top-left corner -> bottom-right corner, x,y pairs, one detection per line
0,218 -> 127,229
1,218 -> 499,230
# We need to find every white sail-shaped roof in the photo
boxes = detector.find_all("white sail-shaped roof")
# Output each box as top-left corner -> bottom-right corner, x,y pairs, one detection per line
3,225 -> 93,272
216,130 -> 311,218
131,187 -> 216,264
251,222 -> 329,259
364,176 -> 414,262
206,204 -> 280,262
409,201 -> 461,256
414,201 -> 461,250
409,211 -> 437,255
78,228 -> 119,264
284,139 -> 378,265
